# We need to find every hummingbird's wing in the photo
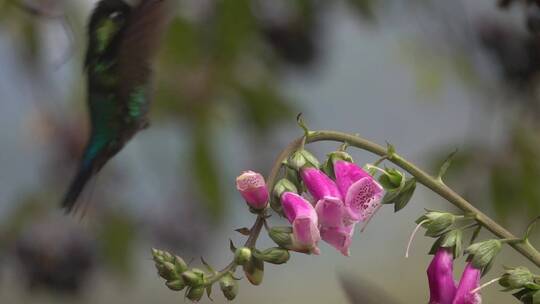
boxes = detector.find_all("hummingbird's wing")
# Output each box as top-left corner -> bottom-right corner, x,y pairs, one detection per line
116,0 -> 174,112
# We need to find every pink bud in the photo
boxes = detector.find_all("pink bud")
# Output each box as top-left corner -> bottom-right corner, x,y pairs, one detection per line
344,176 -> 383,223
236,171 -> 269,209
300,167 -> 342,201
427,248 -> 457,304
334,160 -> 371,197
281,192 -> 321,254
315,197 -> 346,228
320,225 -> 354,256
452,263 -> 481,304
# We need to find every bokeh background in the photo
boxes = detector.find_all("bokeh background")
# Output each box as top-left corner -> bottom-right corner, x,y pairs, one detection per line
1,0 -> 540,303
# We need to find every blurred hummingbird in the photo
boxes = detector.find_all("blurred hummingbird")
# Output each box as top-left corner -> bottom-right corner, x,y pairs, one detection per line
62,0 -> 173,212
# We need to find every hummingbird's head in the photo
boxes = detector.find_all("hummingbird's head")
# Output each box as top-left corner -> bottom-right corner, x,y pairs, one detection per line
87,0 -> 132,62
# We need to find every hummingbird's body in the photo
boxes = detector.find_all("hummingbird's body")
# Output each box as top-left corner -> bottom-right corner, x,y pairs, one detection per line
62,0 -> 172,212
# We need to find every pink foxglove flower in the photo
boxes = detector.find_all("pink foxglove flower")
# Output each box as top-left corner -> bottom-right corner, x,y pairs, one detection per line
334,160 -> 383,223
315,196 -> 346,228
281,192 -> 321,254
452,263 -> 481,304
236,171 -> 269,210
300,167 -> 342,201
427,248 -> 457,304
320,224 -> 354,256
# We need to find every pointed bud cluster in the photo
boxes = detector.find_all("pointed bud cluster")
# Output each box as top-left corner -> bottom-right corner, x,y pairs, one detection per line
236,171 -> 269,210
220,273 -> 239,300
152,248 -> 189,291
418,211 -> 458,237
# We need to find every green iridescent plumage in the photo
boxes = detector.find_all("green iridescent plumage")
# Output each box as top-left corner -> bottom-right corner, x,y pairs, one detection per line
62,0 -> 172,212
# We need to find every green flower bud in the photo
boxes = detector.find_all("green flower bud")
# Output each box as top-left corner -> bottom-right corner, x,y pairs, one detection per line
162,251 -> 174,262
466,239 -> 502,273
417,211 -> 457,237
186,286 -> 205,302
500,267 -> 536,290
157,261 -> 179,281
219,274 -> 239,301
273,179 -> 298,200
243,255 -> 264,286
255,247 -> 290,265
288,149 -> 320,171
234,247 -> 252,266
268,226 -> 293,248
166,279 -> 186,291
182,269 -> 205,287
378,168 -> 404,190
174,255 -> 188,273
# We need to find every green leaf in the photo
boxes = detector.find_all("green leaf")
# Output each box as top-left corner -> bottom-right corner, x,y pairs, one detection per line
394,178 -> 416,212
437,149 -> 458,181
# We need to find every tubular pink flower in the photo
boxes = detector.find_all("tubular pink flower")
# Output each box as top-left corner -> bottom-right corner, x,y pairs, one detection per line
300,167 -> 342,201
452,263 -> 482,304
320,224 -> 354,256
427,248 -> 457,304
343,176 -> 383,223
334,160 -> 371,196
281,192 -> 321,254
315,197 -> 346,228
334,160 -> 383,223
236,171 -> 269,209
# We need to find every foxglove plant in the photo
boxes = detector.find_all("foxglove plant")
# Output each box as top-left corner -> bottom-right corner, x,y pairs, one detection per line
151,117 -> 540,303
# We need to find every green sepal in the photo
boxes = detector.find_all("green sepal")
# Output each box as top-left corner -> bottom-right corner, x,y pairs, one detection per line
500,266 -> 536,290
465,239 -> 502,276
379,168 -> 404,190
288,149 -> 320,171
416,211 -> 456,237
166,279 -> 186,291
429,229 -> 463,258
393,178 -> 416,212
513,288 -> 540,304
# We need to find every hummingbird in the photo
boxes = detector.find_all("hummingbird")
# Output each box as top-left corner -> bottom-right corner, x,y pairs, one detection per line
61,0 -> 173,212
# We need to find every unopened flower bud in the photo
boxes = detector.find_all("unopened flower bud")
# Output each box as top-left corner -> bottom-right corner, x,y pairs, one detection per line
166,279 -> 186,291
288,149 -> 320,171
273,178 -> 298,200
256,247 -> 290,265
186,286 -> 205,302
269,226 -> 294,248
182,269 -> 205,287
219,273 -> 239,300
417,211 -> 457,237
159,261 -> 179,281
174,255 -> 188,273
236,171 -> 269,210
499,266 -> 536,290
234,247 -> 252,266
243,255 -> 264,285
466,239 -> 502,272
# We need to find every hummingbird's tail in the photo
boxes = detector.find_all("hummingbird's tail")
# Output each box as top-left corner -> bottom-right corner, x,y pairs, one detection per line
61,160 -> 95,213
